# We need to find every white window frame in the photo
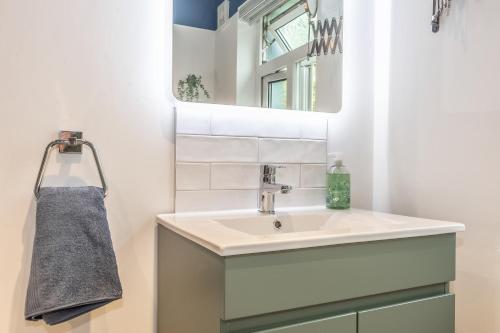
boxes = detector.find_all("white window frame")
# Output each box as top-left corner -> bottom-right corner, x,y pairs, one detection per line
259,43 -> 311,110
266,5 -> 306,53
261,70 -> 288,109
258,3 -> 315,111
295,57 -> 316,111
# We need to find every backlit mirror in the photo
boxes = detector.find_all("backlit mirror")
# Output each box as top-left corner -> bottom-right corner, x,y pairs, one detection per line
172,0 -> 343,113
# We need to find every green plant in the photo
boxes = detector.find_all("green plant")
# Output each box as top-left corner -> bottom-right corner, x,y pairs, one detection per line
177,74 -> 210,102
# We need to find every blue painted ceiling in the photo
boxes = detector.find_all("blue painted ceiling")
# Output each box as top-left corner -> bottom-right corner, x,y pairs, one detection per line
174,0 -> 247,31
229,0 -> 247,18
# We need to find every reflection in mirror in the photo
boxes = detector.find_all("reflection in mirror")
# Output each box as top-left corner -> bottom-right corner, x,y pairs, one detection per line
172,0 -> 343,113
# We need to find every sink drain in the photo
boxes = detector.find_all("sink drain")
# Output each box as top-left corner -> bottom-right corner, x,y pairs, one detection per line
273,219 -> 282,229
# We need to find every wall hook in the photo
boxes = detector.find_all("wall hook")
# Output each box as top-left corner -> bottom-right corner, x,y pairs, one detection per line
432,0 -> 451,33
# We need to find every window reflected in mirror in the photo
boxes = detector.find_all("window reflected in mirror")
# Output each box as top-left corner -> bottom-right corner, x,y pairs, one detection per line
262,71 -> 288,109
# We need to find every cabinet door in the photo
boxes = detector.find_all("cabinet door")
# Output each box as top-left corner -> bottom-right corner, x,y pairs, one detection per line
358,294 -> 454,333
254,313 -> 356,333
224,234 -> 455,319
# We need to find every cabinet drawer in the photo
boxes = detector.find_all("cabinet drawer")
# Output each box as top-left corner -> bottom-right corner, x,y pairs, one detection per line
358,294 -> 454,333
254,313 -> 356,333
224,234 -> 455,319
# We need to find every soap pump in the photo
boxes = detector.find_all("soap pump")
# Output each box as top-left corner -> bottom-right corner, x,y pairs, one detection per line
326,153 -> 351,209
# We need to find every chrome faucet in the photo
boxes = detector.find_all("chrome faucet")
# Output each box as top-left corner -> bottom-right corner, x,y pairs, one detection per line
259,165 -> 293,214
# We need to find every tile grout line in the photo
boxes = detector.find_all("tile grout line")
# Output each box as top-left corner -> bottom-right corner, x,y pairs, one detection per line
257,137 -> 261,165
208,163 -> 212,191
176,133 -> 328,142
299,163 -> 303,188
174,188 -> 326,193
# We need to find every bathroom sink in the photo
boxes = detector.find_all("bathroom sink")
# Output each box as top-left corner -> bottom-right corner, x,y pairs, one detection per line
215,214 -> 334,235
214,212 -> 392,235
157,207 -> 465,256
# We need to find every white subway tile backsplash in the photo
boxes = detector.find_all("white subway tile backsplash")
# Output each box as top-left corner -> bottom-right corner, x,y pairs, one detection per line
176,105 -> 211,135
176,190 -> 258,212
275,188 -> 326,208
259,139 -> 327,164
255,113 -> 302,138
175,106 -> 328,212
211,164 -> 260,189
301,164 -> 327,188
211,108 -> 303,138
177,135 -> 259,162
211,109 -> 262,137
176,103 -> 328,139
275,164 -> 301,188
176,163 -> 210,190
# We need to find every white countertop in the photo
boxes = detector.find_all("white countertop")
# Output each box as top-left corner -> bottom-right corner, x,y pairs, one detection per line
157,207 -> 465,256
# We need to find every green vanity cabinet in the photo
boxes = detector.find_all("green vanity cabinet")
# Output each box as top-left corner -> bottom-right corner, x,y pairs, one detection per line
158,226 -> 458,333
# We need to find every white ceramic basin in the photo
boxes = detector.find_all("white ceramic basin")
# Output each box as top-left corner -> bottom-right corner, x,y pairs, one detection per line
215,214 -> 335,235
157,207 -> 465,256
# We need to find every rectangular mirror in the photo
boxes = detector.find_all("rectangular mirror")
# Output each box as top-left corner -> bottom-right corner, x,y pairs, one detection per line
173,0 -> 343,113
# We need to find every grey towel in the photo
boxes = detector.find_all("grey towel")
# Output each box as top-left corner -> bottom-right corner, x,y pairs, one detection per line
25,186 -> 122,325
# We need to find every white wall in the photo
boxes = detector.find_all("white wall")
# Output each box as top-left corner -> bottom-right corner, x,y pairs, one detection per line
235,19 -> 260,107
0,0 -> 175,332
328,0 -> 374,209
173,18 -> 259,107
386,1 -> 500,331
173,25 -> 216,103
214,15 -> 239,105
331,0 -> 500,331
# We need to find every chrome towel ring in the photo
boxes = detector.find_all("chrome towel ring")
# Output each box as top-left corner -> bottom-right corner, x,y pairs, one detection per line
34,131 -> 108,198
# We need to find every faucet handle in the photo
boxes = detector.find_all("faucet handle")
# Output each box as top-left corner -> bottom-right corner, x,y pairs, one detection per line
261,164 -> 284,176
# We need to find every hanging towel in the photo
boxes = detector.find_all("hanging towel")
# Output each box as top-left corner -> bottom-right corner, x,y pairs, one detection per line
25,186 -> 122,325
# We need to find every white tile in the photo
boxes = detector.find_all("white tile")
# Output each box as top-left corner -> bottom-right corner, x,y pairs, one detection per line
300,116 -> 328,140
176,105 -> 211,135
175,190 -> 258,212
176,135 -> 259,162
211,108 -> 302,138
275,188 -> 326,208
275,164 -> 301,188
176,163 -> 210,190
211,109 -> 262,137
259,139 -> 327,164
255,111 -> 302,138
301,164 -> 327,188
211,164 -> 260,189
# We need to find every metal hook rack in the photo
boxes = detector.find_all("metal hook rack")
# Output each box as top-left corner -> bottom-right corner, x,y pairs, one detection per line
306,0 -> 343,58
34,131 -> 108,198
432,0 -> 451,33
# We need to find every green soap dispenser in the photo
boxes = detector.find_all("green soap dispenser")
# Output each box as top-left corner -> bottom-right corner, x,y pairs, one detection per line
326,153 -> 351,209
